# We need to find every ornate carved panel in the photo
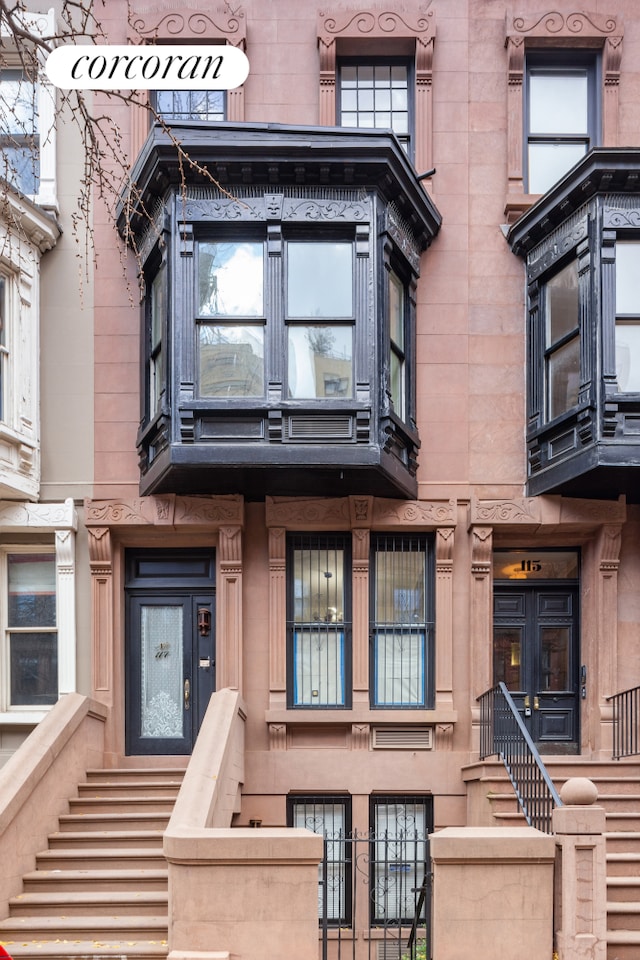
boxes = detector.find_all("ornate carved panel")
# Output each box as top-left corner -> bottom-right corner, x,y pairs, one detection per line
266,495 -> 456,530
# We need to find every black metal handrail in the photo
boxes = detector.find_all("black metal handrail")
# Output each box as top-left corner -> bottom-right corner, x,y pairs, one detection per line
477,682 -> 562,833
607,684 -> 640,759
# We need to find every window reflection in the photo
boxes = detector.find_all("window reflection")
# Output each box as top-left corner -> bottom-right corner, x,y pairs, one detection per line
288,325 -> 352,399
199,242 -> 263,317
199,324 -> 264,397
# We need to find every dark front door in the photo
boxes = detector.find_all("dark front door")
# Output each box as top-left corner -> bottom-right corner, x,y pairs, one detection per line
125,549 -> 215,755
493,585 -> 579,751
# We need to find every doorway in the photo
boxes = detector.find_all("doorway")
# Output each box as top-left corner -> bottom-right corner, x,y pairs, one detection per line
125,549 -> 216,755
492,550 -> 580,752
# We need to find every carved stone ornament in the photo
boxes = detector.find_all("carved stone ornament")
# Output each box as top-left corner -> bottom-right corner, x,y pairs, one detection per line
471,495 -> 626,530
129,5 -> 247,49
266,496 -> 456,530
84,495 -> 244,529
0,497 -> 76,531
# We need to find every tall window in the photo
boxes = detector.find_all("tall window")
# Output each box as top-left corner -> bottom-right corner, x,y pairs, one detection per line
287,242 -> 354,399
525,52 -> 599,194
287,534 -> 351,708
198,241 -> 265,398
289,796 -> 351,924
148,268 -> 165,417
339,59 -> 412,157
389,270 -> 407,418
0,275 -> 7,423
544,259 -> 580,421
0,69 -> 39,195
370,796 -> 431,925
153,89 -> 225,122
371,535 -> 433,708
615,241 -> 640,393
6,551 -> 57,707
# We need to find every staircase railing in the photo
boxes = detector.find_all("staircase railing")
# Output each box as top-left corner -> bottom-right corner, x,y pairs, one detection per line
477,682 -> 562,833
607,684 -> 640,759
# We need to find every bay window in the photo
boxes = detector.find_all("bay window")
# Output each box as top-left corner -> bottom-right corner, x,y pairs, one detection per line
615,241 -> 640,393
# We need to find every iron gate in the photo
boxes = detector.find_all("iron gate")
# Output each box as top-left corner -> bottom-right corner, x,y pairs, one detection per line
320,830 -> 432,960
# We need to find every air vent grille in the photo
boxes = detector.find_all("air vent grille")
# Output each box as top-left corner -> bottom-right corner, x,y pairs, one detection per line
377,940 -> 408,960
286,416 -> 353,441
372,727 -> 433,750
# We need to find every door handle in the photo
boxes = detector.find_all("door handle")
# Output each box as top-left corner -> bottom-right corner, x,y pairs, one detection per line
184,678 -> 191,710
533,696 -> 540,711
524,695 -> 531,717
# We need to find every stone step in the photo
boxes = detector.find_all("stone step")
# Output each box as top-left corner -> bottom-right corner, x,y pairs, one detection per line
0,914 -> 168,940
35,846 -> 168,872
608,877 -> 640,903
607,929 -> 640,960
77,780 -> 181,799
8,889 -> 168,917
605,812 -> 640,831
608,900 -> 640,931
606,832 -> 640,854
47,830 -> 164,850
58,811 -> 170,832
607,853 -> 640,878
69,795 -> 177,815
22,867 -> 168,894
1,939 -> 167,960
85,767 -> 184,784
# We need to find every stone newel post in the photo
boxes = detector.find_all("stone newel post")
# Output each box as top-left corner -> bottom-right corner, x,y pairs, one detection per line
552,777 -> 607,960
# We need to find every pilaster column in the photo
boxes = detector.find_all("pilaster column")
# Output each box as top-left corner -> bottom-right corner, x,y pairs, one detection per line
268,527 -> 287,700
596,524 -> 622,756
470,526 -> 493,756
219,525 -> 243,692
435,527 -> 455,710
55,528 -> 76,696
87,526 -> 113,703
352,528 -> 370,701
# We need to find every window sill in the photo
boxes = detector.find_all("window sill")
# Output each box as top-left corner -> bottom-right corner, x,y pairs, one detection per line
0,709 -> 49,725
504,192 -> 543,224
265,706 -> 457,725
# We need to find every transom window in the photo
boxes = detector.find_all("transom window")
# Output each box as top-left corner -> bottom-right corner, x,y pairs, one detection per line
615,240 -> 640,393
525,52 -> 599,194
0,69 -> 39,195
154,89 -> 225,122
287,534 -> 351,708
544,259 -> 580,422
339,60 -> 411,155
371,534 -> 433,708
5,551 -> 57,708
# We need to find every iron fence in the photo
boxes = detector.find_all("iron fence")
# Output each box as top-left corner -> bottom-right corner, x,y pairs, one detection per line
320,829 -> 431,960
607,684 -> 640,759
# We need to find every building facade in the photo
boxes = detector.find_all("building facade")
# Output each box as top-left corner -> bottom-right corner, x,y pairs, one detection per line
4,0 -> 640,953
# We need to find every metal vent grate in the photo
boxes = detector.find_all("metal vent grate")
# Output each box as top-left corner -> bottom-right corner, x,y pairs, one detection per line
372,727 -> 433,750
377,940 -> 407,960
286,415 -> 353,441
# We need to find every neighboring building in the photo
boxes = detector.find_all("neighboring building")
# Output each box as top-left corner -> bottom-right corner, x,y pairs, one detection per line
6,0 -> 640,955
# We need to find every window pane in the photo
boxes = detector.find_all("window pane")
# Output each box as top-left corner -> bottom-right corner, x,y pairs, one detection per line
293,628 -> 345,706
155,89 -> 224,121
546,261 -> 579,346
140,605 -> 183,739
493,626 -> 523,688
288,325 -> 352,399
372,801 -> 428,923
528,141 -> 587,194
375,544 -> 424,623
374,632 -> 425,706
548,335 -> 580,419
199,324 -> 264,397
529,72 -> 588,134
293,544 -> 344,624
541,626 -> 569,692
198,242 -> 263,317
292,800 -> 348,922
0,70 -> 39,194
390,350 -> 404,417
10,633 -> 57,705
616,322 -> 640,392
287,243 -> 352,318
616,242 -> 640,315
0,275 -> 5,422
8,555 -> 56,627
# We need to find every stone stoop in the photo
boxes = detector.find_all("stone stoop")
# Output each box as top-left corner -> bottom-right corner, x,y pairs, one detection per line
463,758 -> 640,960
0,767 -> 184,960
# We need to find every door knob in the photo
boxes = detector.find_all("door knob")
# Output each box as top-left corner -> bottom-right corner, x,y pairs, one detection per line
184,678 -> 191,710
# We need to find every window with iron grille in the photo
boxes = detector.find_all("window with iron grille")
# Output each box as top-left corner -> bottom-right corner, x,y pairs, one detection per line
288,795 -> 351,924
370,796 -> 432,926
370,535 -> 434,708
287,533 -> 351,708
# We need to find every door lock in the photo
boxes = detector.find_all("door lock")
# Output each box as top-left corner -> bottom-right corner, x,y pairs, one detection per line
184,677 -> 191,710
524,695 -> 531,717
199,658 -> 211,670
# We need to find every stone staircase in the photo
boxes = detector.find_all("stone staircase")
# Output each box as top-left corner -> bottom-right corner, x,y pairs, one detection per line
464,758 -> 640,960
0,767 -> 184,959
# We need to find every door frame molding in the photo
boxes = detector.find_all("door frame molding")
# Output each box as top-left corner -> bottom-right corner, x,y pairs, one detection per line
85,494 -> 243,762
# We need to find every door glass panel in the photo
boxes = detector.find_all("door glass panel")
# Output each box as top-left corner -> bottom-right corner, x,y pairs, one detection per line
493,626 -> 523,689
140,605 -> 183,739
541,626 -> 569,691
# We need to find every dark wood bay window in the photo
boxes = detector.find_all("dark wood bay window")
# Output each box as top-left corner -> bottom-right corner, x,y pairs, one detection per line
508,148 -> 640,501
123,123 -> 441,499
